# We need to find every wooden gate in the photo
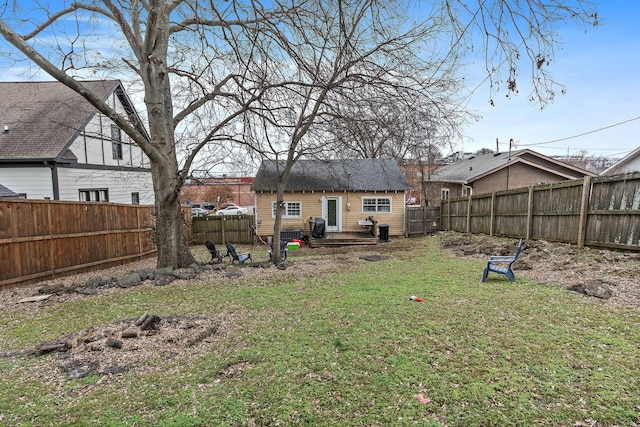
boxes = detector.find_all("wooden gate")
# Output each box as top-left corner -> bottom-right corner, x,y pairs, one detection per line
406,206 -> 440,236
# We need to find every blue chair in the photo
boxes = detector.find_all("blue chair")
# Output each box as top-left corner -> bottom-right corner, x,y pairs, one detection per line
482,239 -> 523,282
225,242 -> 252,264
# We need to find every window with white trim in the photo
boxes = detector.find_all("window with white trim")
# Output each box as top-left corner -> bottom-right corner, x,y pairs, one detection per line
362,197 -> 391,213
462,186 -> 472,197
111,125 -> 123,160
441,188 -> 450,200
271,201 -> 302,218
79,189 -> 109,202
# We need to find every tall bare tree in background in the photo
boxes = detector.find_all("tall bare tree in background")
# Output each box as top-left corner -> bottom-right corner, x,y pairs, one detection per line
0,0 -> 598,267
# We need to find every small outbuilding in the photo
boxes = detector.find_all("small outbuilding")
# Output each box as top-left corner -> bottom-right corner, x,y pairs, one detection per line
251,158 -> 410,240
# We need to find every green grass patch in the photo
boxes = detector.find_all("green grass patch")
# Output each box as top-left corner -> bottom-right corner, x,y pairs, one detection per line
1,236 -> 639,426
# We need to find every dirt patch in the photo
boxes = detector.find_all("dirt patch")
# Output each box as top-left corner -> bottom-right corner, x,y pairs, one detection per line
20,314 -> 222,379
440,233 -> 640,309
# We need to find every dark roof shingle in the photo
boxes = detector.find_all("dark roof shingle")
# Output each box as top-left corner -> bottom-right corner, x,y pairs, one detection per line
252,158 -> 410,192
0,80 -> 121,161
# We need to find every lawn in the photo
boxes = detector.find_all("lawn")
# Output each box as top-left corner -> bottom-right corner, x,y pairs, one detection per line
1,236 -> 639,426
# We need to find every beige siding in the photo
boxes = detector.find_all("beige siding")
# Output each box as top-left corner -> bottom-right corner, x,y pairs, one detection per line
473,163 -> 570,194
255,190 -> 406,238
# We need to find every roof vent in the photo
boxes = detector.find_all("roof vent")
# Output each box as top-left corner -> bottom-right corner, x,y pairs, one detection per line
493,152 -> 501,156
3,125 -> 8,133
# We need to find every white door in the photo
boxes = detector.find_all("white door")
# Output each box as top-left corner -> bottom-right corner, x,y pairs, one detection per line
322,196 -> 342,232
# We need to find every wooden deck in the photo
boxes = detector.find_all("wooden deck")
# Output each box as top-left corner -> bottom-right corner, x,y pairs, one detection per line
308,232 -> 378,248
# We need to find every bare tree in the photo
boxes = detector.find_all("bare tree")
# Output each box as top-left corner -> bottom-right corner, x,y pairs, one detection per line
0,0 -> 598,267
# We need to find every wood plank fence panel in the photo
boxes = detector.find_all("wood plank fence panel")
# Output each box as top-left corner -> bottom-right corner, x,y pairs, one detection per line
0,199 -> 156,289
191,215 -> 255,245
440,171 -> 640,252
405,206 -> 440,235
530,182 -> 584,243
493,190 -> 529,237
585,174 -> 640,249
469,194 -> 492,235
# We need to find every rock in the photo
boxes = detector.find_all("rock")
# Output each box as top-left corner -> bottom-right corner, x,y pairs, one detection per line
173,268 -> 197,280
60,360 -> 99,379
154,274 -> 176,286
140,314 -> 160,331
38,283 -> 73,295
115,273 -> 142,288
105,337 -> 123,349
121,329 -> 138,339
154,268 -> 176,286
224,271 -> 243,279
137,268 -> 156,280
76,288 -> 100,295
566,279 -> 613,300
583,279 -> 613,299
85,276 -> 114,288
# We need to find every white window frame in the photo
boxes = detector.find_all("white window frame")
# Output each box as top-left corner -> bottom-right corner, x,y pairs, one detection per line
111,125 -> 123,160
271,201 -> 302,219
362,197 -> 391,213
462,185 -> 472,197
79,189 -> 109,202
441,188 -> 450,200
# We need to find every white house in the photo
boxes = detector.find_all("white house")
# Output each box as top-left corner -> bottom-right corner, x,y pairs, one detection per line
600,146 -> 640,176
0,80 -> 153,204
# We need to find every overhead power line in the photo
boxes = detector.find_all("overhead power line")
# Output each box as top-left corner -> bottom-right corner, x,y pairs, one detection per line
526,115 -> 640,146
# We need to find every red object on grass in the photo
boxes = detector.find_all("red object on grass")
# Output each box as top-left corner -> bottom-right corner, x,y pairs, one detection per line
409,296 -> 425,302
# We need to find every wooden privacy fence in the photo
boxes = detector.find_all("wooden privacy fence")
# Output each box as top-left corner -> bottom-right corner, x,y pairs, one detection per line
405,206 -> 441,236
0,199 -> 156,290
440,172 -> 640,251
190,215 -> 256,245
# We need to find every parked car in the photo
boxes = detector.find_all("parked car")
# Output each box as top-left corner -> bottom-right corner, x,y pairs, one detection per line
218,202 -> 237,210
192,202 -> 215,211
216,205 -> 248,216
191,207 -> 210,217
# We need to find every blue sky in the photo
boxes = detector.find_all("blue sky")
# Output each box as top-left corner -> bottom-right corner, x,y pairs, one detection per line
1,1 -> 637,160
455,1 -> 640,159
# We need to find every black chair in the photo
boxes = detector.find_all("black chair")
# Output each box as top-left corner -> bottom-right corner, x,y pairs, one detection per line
205,240 -> 224,263
225,242 -> 252,264
268,240 -> 288,261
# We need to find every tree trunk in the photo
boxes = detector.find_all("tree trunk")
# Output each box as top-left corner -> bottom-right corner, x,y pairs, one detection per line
152,161 -> 196,269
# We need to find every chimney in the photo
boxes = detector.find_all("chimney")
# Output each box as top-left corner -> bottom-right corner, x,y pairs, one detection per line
3,125 -> 8,133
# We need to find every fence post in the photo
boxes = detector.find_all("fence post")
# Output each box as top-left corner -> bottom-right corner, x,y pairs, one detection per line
490,192 -> 495,236
526,185 -> 534,240
466,195 -> 472,233
577,176 -> 591,249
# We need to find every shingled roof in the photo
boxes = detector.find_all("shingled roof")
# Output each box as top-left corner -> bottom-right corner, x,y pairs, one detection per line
0,80 -> 144,162
0,183 -> 19,198
431,149 -> 595,184
252,158 -> 410,192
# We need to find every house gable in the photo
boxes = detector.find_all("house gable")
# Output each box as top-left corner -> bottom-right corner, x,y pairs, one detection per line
601,146 -> 640,176
0,80 -> 153,204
